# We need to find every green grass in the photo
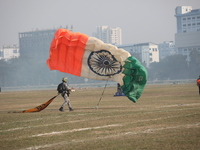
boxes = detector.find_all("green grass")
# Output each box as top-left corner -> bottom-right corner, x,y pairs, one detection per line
0,83 -> 199,150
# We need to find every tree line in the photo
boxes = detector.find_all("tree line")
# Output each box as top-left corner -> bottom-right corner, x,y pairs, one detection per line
0,50 -> 199,87
147,50 -> 200,80
0,56 -> 85,87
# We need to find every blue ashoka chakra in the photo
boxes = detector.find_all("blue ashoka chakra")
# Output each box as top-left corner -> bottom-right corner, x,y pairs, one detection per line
87,50 -> 122,76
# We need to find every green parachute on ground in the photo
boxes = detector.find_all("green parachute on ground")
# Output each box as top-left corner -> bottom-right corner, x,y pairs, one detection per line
121,56 -> 148,103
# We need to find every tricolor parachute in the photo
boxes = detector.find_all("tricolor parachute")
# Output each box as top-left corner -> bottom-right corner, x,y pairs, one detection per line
46,29 -> 147,102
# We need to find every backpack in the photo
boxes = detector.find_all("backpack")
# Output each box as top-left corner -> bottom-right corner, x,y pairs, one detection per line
57,83 -> 66,93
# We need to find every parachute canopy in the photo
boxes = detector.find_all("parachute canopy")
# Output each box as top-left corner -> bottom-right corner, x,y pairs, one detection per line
47,29 -> 147,102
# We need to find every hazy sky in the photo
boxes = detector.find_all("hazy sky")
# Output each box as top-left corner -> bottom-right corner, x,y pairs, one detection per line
0,0 -> 200,48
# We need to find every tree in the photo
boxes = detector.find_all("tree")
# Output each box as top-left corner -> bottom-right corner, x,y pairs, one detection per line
189,50 -> 200,78
0,59 -> 9,86
148,54 -> 188,80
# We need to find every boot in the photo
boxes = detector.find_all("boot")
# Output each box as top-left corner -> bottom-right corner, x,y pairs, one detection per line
69,107 -> 73,111
59,107 -> 64,112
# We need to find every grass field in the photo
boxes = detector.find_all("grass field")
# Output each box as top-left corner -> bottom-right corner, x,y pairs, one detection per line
0,83 -> 199,150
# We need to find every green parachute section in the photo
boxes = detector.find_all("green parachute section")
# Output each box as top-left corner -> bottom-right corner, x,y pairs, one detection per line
121,56 -> 148,103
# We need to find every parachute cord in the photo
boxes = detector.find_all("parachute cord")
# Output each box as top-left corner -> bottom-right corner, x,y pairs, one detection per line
95,78 -> 109,109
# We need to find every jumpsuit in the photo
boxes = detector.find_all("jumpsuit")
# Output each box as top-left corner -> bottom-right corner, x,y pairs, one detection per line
60,82 -> 73,111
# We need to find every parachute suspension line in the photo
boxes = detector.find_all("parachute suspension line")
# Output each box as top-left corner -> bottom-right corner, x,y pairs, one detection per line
73,76 -> 81,85
95,78 -> 109,109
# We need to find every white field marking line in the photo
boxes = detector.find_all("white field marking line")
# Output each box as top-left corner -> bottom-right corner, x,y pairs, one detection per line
2,102 -> 199,132
105,103 -> 200,114
7,102 -> 198,127
1,113 -> 88,126
0,115 -> 119,133
148,107 -> 200,115
29,112 -> 199,137
123,122 -> 200,135
0,118 -> 43,126
156,103 -> 200,108
1,101 -> 199,131
4,113 -> 199,141
30,124 -> 123,137
0,113 -> 90,126
0,115 -> 61,125
123,113 -> 200,129
22,122 -> 200,150
0,119 -> 89,132
0,114 -> 87,131
1,109 -> 199,133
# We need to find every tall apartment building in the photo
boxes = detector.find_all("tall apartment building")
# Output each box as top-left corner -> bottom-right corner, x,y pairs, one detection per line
0,45 -> 20,61
19,26 -> 73,61
118,42 -> 159,68
93,26 -> 122,45
175,6 -> 200,62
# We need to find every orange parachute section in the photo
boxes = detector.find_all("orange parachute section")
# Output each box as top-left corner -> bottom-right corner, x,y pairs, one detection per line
10,94 -> 59,113
47,29 -> 89,76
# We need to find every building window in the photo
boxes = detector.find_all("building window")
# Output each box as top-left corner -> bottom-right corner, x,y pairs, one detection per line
182,18 -> 186,23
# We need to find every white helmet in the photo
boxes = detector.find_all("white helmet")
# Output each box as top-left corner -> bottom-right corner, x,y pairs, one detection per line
62,77 -> 67,82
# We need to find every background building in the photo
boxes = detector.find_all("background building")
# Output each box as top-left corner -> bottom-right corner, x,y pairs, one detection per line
0,45 -> 19,61
175,6 -> 200,62
19,26 -> 73,62
93,26 -> 122,45
158,41 -> 176,60
118,42 -> 159,68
